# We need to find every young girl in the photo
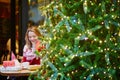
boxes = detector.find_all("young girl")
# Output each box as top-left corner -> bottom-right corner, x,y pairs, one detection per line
21,26 -> 44,65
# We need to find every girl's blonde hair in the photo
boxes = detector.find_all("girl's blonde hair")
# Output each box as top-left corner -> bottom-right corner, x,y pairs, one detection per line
25,26 -> 41,49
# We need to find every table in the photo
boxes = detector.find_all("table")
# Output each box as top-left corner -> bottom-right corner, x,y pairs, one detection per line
0,69 -> 36,76
0,65 -> 40,76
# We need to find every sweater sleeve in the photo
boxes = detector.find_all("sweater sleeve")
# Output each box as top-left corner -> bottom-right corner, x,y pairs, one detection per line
21,56 -> 26,62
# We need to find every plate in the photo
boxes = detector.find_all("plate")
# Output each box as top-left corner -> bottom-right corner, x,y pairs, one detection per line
28,65 -> 40,71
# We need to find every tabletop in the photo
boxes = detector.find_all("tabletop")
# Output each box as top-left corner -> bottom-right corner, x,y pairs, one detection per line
0,69 -> 35,76
0,65 -> 40,76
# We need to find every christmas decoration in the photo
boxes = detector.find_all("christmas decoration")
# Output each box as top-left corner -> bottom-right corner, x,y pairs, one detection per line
29,0 -> 120,80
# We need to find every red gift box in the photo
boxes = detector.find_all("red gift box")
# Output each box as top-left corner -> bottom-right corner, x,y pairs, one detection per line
3,61 -> 15,68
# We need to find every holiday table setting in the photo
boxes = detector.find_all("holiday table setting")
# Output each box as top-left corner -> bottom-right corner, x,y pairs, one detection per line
0,52 -> 40,76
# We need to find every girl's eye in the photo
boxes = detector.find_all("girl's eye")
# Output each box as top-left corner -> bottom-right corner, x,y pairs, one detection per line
33,36 -> 36,38
29,36 -> 36,38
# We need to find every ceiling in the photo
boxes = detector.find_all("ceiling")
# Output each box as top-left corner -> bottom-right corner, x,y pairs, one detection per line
0,0 -> 10,4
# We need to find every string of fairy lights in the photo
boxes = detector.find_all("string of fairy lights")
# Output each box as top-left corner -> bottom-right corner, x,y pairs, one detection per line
36,0 -> 120,79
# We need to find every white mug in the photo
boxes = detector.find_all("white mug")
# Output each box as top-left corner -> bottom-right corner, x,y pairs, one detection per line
21,62 -> 29,69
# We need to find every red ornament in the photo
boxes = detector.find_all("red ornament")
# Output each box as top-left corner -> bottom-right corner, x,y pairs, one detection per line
37,48 -> 41,52
37,45 -> 45,52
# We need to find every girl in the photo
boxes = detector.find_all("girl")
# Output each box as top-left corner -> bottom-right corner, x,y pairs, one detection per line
21,26 -> 44,65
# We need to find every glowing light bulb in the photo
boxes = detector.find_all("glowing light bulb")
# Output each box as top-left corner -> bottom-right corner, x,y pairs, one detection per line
99,40 -> 102,44
107,48 -> 110,51
97,73 -> 99,75
72,71 -> 74,74
94,39 -> 97,41
101,50 -> 103,52
84,77 -> 86,79
84,37 -> 88,40
82,65 -> 84,67
67,73 -> 70,76
98,47 -> 101,49
60,3 -> 62,7
75,70 -> 78,72
90,67 -> 93,69
64,64 -> 66,66
80,56 -> 83,58
90,74 -> 94,77
50,24 -> 52,27
101,22 -> 104,24
104,72 -> 106,74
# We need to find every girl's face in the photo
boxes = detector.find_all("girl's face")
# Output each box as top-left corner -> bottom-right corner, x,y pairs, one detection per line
28,31 -> 38,43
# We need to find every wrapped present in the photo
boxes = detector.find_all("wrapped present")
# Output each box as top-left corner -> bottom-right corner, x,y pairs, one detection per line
3,61 -> 15,68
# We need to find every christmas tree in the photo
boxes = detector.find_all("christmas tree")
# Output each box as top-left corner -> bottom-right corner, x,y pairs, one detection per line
29,0 -> 120,80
